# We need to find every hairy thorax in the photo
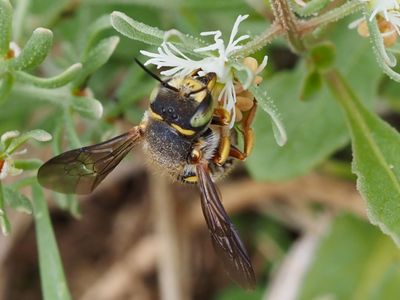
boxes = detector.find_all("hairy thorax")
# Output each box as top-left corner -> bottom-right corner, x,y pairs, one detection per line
142,119 -> 192,179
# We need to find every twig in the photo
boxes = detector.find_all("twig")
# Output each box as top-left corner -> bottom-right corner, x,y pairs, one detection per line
79,236 -> 158,300
149,173 -> 188,300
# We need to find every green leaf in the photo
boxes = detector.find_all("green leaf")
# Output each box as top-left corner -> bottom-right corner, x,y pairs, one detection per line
0,182 -> 11,235
325,69 -> 400,246
309,42 -> 336,71
7,129 -> 52,153
72,36 -> 119,89
3,186 -> 32,214
299,214 -> 400,300
0,0 -> 12,57
71,96 -> 103,119
300,70 -> 322,101
246,20 -> 381,180
14,63 -> 82,88
110,11 -> 206,56
8,27 -> 53,70
84,15 -> 112,57
32,182 -> 71,300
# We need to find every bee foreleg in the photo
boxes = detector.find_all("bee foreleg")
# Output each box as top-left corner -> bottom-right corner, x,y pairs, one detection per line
214,126 -> 231,166
211,108 -> 231,126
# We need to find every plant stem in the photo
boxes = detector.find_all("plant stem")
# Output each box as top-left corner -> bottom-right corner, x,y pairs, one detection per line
12,0 -> 30,43
298,0 -> 363,34
231,22 -> 284,59
0,181 -> 10,235
63,109 -> 81,148
270,0 -> 305,52
365,7 -> 400,82
10,83 -> 67,105
32,182 -> 72,300
324,69 -> 356,109
234,0 -> 362,58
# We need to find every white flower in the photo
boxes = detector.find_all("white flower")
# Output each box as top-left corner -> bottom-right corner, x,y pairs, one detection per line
350,0 -> 400,44
0,131 -> 23,180
0,157 -> 23,180
0,129 -> 51,180
140,15 -> 267,128
362,0 -> 399,20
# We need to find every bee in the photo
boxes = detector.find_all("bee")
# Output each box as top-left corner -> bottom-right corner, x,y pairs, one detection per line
38,60 -> 258,289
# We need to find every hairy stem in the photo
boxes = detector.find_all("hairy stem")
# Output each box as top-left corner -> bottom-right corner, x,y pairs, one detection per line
270,0 -> 305,52
234,0 -> 362,58
298,0 -> 363,34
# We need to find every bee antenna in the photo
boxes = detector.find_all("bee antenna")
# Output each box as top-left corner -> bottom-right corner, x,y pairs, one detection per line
135,59 -> 164,83
135,58 -> 179,92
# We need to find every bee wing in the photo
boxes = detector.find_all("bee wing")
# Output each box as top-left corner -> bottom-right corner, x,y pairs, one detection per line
38,127 -> 143,195
196,164 -> 256,289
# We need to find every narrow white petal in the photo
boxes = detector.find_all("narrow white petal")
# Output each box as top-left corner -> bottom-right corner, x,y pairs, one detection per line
256,55 -> 269,74
348,17 -> 365,29
227,15 -> 249,50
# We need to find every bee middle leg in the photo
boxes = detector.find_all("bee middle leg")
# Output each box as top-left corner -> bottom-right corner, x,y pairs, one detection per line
230,99 -> 258,161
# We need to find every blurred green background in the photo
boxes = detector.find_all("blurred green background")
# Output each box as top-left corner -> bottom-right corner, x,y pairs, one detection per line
2,0 -> 400,300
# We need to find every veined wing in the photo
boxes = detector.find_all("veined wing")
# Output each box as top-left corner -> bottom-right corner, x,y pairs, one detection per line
196,163 -> 256,289
38,127 -> 143,194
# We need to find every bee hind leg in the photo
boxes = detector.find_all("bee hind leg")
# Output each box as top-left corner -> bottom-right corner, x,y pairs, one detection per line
240,99 -> 257,158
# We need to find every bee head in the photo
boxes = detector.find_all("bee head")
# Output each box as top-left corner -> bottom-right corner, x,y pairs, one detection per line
147,72 -> 217,136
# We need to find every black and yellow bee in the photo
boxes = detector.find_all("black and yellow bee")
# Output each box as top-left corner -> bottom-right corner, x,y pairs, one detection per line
38,60 -> 258,289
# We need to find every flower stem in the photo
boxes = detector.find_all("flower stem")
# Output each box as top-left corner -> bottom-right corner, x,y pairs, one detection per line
365,7 -> 400,82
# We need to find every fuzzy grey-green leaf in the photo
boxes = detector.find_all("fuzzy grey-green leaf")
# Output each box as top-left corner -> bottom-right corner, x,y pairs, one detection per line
110,11 -> 206,56
8,28 -> 53,70
14,63 -> 82,88
7,129 -> 52,153
72,36 -> 119,89
326,70 -> 400,246
3,186 -> 32,214
71,96 -> 103,119
0,0 -> 12,56
110,11 -> 164,46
